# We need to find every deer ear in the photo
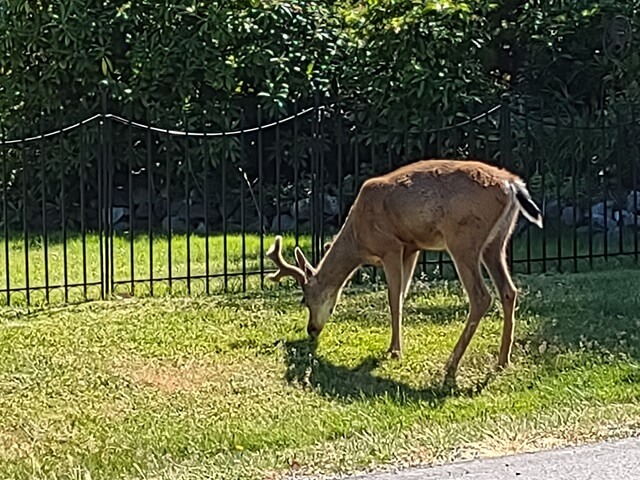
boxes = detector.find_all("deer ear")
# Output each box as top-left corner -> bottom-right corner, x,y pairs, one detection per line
294,247 -> 316,276
323,241 -> 332,254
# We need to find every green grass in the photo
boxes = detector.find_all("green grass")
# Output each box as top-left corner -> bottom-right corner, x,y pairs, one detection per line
1,225 -> 639,306
0,268 -> 639,479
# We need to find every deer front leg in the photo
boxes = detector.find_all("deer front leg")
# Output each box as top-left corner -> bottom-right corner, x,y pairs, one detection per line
383,251 -> 405,359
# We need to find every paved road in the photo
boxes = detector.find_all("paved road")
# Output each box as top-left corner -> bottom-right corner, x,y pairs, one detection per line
346,436 -> 640,479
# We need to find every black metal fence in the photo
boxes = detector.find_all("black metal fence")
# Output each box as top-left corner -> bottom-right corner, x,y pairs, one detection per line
2,93 -> 640,306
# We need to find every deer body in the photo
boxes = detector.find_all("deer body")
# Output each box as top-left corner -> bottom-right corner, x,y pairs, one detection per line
267,159 -> 543,382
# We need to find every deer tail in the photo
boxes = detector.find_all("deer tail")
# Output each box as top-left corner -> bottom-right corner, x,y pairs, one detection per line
510,180 -> 543,228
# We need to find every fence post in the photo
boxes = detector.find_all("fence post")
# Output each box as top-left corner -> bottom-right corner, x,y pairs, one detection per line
100,86 -> 113,298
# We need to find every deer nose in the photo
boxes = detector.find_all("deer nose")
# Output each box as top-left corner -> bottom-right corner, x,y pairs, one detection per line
307,324 -> 320,338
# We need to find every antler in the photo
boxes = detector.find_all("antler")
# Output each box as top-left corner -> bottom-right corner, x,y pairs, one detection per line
266,235 -> 308,285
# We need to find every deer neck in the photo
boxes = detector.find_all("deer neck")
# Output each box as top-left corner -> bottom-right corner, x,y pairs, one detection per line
314,228 -> 362,293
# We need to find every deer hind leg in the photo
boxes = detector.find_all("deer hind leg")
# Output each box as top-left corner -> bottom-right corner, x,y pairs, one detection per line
482,207 -> 519,368
402,250 -> 420,300
382,249 -> 406,358
444,245 -> 492,381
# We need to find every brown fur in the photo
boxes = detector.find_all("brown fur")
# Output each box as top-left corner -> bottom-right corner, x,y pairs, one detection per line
267,159 -> 543,383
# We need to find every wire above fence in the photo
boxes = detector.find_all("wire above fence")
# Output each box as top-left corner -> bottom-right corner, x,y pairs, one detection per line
1,102 -> 505,146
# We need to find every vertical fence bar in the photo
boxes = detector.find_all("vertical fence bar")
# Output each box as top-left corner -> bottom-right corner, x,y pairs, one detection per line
585,126 -> 593,269
387,114 -> 393,170
539,101 -> 548,272
353,117 -> 361,284
100,91 -> 113,299
98,108 -> 105,299
310,100 -> 318,264
370,108 -> 378,283
146,113 -> 154,295
61,132 -> 69,303
601,110 -> 608,262
570,115 -> 578,273
632,106 -> 638,263
203,129 -> 210,295
165,129 -> 172,292
318,94 -> 326,252
21,128 -> 31,305
184,116 -> 192,295
80,127 -> 87,300
499,94 -> 514,272
258,105 -> 265,288
275,117 -> 281,233
337,100 -> 344,227
222,125 -> 228,292
436,115 -> 444,277
482,106 -> 490,162
293,101 -> 300,246
523,103 -> 532,274
1,130 -> 9,305
615,106 -> 624,255
240,112 -> 247,291
39,118 -> 50,303
403,107 -> 409,165
552,107 -> 563,272
127,107 -> 135,295
145,123 -> 154,296
105,104 -> 114,298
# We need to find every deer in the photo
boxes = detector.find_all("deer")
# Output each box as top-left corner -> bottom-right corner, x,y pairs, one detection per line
266,159 -> 543,383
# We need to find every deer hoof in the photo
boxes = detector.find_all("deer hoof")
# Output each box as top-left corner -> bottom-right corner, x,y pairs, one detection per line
386,348 -> 402,360
496,359 -> 510,372
443,372 -> 457,390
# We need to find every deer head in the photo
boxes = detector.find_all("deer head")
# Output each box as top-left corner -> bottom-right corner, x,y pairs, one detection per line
266,235 -> 341,337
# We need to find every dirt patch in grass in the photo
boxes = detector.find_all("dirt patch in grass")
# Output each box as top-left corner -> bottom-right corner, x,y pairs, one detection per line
0,428 -> 33,461
111,356 -> 278,395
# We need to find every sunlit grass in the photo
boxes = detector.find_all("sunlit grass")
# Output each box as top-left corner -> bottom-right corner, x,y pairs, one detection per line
0,269 -> 639,479
1,224 -> 639,306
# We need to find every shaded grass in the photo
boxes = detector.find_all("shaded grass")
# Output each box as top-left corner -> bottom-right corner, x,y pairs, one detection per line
0,268 -> 639,479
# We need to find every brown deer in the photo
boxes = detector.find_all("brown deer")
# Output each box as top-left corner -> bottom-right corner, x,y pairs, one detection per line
266,159 -> 543,382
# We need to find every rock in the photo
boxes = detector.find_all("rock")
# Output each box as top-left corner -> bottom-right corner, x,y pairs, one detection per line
132,187 -> 150,206
111,207 -> 128,224
290,198 -> 311,220
195,221 -> 206,235
627,191 -> 640,213
613,209 -> 635,227
246,215 -> 269,233
591,213 -> 608,231
591,201 -> 615,217
169,199 -> 187,216
113,220 -> 129,234
561,206 -> 581,226
270,214 -> 296,232
112,188 -> 129,207
161,215 -> 187,234
134,202 -> 152,219
178,202 -> 206,220
543,199 -> 561,219
323,195 -> 339,217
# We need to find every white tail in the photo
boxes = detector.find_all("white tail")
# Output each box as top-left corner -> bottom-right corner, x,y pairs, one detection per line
267,159 -> 543,383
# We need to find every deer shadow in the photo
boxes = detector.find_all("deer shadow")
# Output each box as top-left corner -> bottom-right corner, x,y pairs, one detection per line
282,337 -> 493,405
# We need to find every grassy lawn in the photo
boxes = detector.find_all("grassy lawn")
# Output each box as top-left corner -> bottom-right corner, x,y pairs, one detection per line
0,268 -> 639,479
1,226 -> 639,305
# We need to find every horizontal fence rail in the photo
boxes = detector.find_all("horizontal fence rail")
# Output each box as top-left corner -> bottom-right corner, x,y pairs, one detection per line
1,94 -> 639,306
